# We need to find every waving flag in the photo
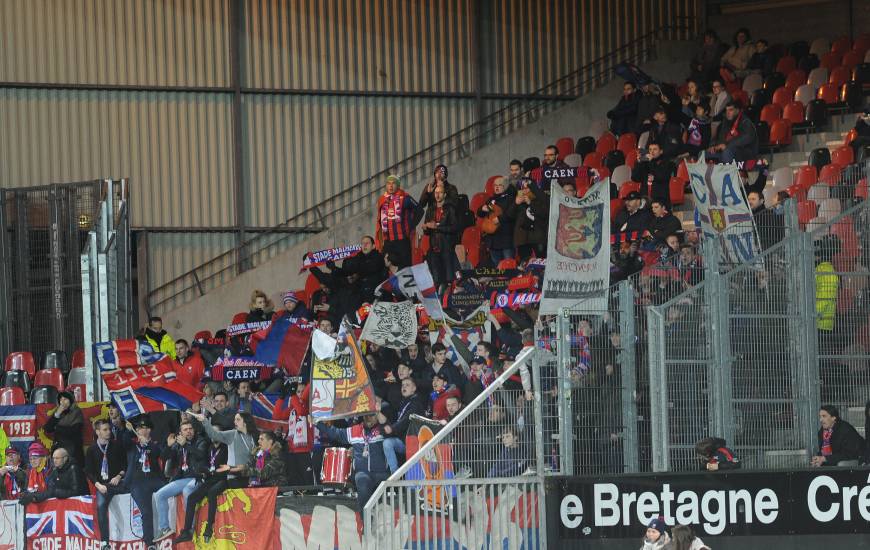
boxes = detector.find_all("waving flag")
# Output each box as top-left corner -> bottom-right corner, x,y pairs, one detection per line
96,339 -> 203,419
251,316 -> 313,377
373,266 -> 417,299
310,319 -> 378,421
249,392 -> 287,432
411,263 -> 446,321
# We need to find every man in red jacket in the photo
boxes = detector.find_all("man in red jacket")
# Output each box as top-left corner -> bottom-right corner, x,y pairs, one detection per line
428,372 -> 461,421
174,339 -> 206,390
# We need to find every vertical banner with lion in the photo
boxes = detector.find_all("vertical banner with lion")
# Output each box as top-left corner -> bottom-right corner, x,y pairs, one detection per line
310,319 -> 378,421
540,180 -> 611,314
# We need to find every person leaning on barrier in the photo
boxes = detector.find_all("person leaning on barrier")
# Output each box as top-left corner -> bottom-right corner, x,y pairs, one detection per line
19,447 -> 86,504
812,404 -> 865,467
695,437 -> 740,471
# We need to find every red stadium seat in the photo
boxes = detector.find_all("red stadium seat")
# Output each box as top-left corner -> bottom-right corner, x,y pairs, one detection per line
820,52 -> 842,71
582,152 -> 603,169
828,66 -> 851,88
610,199 -> 623,222
845,128 -> 859,146
819,163 -> 843,185
413,234 -> 428,265
595,132 -> 617,155
768,119 -> 793,146
0,387 -> 25,406
731,89 -> 750,108
786,184 -> 807,201
230,311 -> 248,325
676,160 -> 689,185
470,192 -> 488,217
484,176 -> 499,196
193,330 -> 213,341
4,352 -> 35,378
797,200 -> 817,225
726,79 -> 742,94
794,165 -> 817,189
66,367 -> 89,402
784,70 -> 807,90
304,273 -> 321,305
842,51 -> 862,71
33,368 -> 64,392
760,104 -> 782,125
831,145 -> 854,166
855,178 -> 868,200
831,217 -> 859,258
830,37 -> 851,55
616,132 -> 637,155
71,349 -> 85,370
461,226 -> 481,267
817,83 -> 839,104
775,56 -> 796,75
669,177 -> 685,206
772,87 -> 793,109
783,101 -> 805,124
555,137 -> 575,161
497,258 -> 517,270
618,181 -> 641,199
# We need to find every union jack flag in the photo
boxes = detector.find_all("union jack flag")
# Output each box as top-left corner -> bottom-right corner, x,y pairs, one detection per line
25,496 -> 97,542
250,392 -> 286,432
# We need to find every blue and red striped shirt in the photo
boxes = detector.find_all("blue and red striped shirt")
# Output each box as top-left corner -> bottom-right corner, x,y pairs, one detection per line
377,191 -> 418,242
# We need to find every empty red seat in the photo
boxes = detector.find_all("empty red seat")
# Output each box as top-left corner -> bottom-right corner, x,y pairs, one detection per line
304,273 -> 320,303
618,181 -> 641,199
71,349 -> 85,370
461,226 -> 481,267
731,89 -> 750,107
760,103 -> 783,125
669,177 -> 685,206
828,66 -> 851,88
595,132 -> 617,155
830,37 -> 851,55
785,69 -> 807,90
831,217 -> 859,258
4,352 -> 35,378
676,160 -> 689,184
817,83 -> 840,104
470,192 -> 488,216
794,165 -> 817,189
819,163 -> 843,185
484,175 -> 499,195
820,52 -> 843,71
610,198 -> 623,222
413,234 -> 429,264
831,145 -> 854,166
855,178 -> 868,200
193,330 -> 213,341
786,183 -> 807,201
776,56 -> 797,75
0,387 -> 25,406
230,311 -> 248,325
768,119 -> 793,146
842,51 -> 862,71
616,132 -> 637,154
797,200 -> 817,224
783,101 -> 805,124
583,151 -> 603,169
555,137 -> 575,161
772,87 -> 793,109
33,368 -> 64,392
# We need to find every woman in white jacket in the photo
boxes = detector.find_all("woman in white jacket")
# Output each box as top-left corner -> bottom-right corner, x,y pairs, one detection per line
640,518 -> 671,550
720,28 -> 754,82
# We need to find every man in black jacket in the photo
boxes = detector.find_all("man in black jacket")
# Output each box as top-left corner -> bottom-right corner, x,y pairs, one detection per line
646,200 -> 683,246
747,190 -> 784,250
20,447 -> 86,504
647,108 -> 683,161
707,102 -> 758,163
477,176 -> 516,264
122,416 -> 165,548
607,82 -> 640,135
812,405 -> 865,467
631,143 -> 675,208
420,185 -> 461,290
380,377 -> 424,474
87,419 -> 128,550
613,192 -> 653,235
154,420 -> 209,542
326,235 -> 386,304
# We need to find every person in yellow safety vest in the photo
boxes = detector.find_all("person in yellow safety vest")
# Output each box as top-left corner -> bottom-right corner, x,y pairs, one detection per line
0,426 -> 8,467
143,316 -> 176,358
815,244 -> 839,332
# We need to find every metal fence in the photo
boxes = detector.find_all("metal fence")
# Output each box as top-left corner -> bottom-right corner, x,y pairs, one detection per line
363,347 -> 547,549
80,179 -> 134,400
647,160 -> 870,471
0,180 -> 102,361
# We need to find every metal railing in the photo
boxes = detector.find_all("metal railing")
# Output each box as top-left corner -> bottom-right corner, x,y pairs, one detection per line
363,347 -> 548,549
647,160 -> 869,471
146,20 -> 698,315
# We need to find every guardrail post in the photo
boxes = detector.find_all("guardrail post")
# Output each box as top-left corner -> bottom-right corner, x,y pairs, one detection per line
556,309 -> 574,475
530,347 -> 547,475
794,231 -> 821,455
646,306 -> 669,472
617,280 -> 639,472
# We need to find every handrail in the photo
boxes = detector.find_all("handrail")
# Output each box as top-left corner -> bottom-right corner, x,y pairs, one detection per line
147,20 -> 697,314
363,346 -> 535,511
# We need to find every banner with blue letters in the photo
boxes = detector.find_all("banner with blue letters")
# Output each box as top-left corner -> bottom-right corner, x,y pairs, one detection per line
687,154 -> 761,264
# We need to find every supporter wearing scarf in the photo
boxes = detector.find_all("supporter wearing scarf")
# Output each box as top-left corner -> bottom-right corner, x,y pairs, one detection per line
1,448 -> 25,499
241,434 -> 287,487
26,442 -> 50,494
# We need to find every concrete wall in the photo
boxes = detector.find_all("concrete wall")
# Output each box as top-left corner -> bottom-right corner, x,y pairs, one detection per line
161,41 -> 694,338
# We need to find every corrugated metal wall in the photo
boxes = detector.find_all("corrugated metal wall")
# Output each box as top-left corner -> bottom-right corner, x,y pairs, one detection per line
0,0 -> 231,86
0,0 -> 698,304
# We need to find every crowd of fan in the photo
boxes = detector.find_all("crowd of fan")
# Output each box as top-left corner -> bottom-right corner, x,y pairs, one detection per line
1,29 -> 868,550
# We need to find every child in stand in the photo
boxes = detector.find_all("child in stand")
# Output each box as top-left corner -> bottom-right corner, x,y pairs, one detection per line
640,517 -> 671,550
